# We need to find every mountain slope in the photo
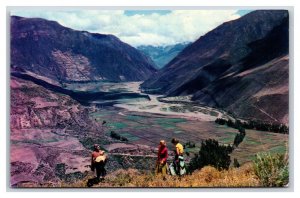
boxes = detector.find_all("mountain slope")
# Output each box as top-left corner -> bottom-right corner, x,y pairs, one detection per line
10,76 -> 97,186
141,10 -> 289,124
192,17 -> 289,123
137,43 -> 190,69
11,16 -> 157,83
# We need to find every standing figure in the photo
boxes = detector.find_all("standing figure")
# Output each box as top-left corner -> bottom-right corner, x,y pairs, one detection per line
155,140 -> 168,175
171,138 -> 186,176
91,144 -> 107,183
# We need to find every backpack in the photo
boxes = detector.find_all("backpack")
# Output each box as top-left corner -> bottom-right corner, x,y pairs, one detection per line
168,163 -> 177,176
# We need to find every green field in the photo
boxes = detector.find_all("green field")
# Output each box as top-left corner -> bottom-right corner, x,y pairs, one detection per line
90,109 -> 288,165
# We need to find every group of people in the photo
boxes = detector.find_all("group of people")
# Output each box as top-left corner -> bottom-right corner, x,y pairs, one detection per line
156,138 -> 186,176
90,138 -> 186,184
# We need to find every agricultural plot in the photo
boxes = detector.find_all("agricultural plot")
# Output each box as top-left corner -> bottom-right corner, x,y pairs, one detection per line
230,129 -> 288,164
90,108 -> 288,165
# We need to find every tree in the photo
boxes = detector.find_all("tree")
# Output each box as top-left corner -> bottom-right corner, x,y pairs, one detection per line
188,139 -> 232,173
233,128 -> 246,148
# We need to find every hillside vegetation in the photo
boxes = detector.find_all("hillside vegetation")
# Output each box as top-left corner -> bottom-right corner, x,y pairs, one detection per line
59,163 -> 259,188
17,152 -> 286,188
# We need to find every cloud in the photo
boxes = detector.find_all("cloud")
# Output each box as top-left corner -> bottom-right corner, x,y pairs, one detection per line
11,10 -> 241,46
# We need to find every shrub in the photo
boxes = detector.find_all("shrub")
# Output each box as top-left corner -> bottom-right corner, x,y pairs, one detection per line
233,158 -> 240,168
120,137 -> 128,142
253,152 -> 289,187
215,118 -> 226,125
184,141 -> 196,148
188,139 -> 232,173
238,127 -> 246,134
110,131 -> 121,140
110,131 -> 128,142
233,129 -> 246,148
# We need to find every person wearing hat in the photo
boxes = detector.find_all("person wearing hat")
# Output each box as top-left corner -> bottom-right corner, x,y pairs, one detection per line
91,144 -> 107,182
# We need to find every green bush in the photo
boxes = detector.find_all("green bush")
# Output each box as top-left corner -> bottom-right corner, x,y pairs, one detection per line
110,131 -> 128,142
188,139 -> 232,173
184,141 -> 196,148
253,152 -> 289,187
110,131 -> 121,140
238,127 -> 246,134
215,118 -> 226,125
233,130 -> 246,148
233,158 -> 240,168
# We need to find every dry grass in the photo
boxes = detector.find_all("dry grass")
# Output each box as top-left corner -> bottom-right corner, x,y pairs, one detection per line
60,163 -> 260,188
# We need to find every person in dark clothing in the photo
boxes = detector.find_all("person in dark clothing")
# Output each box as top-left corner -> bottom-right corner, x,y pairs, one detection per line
91,144 -> 107,182
94,159 -> 106,181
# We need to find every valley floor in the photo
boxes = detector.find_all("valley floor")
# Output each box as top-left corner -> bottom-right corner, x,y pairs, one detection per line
113,82 -> 228,121
10,78 -> 288,187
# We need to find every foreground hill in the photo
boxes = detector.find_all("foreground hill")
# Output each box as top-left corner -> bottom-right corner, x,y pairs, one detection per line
142,10 -> 289,124
15,163 -> 260,187
11,16 -> 157,83
137,43 -> 190,69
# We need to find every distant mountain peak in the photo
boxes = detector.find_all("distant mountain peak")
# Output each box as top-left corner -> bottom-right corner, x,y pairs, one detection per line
137,42 -> 191,69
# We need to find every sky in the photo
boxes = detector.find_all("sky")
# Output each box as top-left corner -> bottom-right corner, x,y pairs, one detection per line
11,9 -> 252,47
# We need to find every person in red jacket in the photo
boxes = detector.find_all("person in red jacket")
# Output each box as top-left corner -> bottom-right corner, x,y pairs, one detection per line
155,140 -> 168,175
91,144 -> 107,182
